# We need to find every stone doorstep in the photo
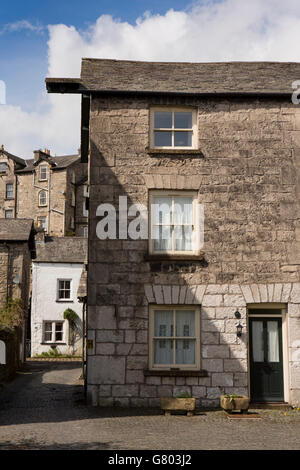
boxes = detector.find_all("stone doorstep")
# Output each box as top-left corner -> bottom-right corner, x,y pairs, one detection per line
249,402 -> 291,410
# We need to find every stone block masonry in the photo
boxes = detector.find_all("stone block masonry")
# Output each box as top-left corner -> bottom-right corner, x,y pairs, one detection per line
86,94 -> 300,408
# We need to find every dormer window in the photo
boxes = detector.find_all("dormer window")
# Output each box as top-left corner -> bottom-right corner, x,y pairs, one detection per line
0,162 -> 7,174
39,165 -> 47,181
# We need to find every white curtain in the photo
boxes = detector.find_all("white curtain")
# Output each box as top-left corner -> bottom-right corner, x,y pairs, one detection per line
175,310 -> 195,364
154,310 -> 173,364
153,197 -> 172,251
268,321 -> 279,362
174,197 -> 193,251
252,321 -> 264,362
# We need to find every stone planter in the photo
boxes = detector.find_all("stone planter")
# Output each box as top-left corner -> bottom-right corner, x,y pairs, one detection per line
160,397 -> 196,416
220,395 -> 250,413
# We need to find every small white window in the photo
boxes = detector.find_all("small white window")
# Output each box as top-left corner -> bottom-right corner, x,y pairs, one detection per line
83,201 -> 88,217
39,165 -> 47,181
83,226 -> 88,238
38,190 -> 47,206
149,191 -> 199,255
37,216 -> 47,231
5,183 -> 13,199
150,107 -> 197,149
70,216 -> 75,230
5,209 -> 13,219
83,185 -> 89,197
57,279 -> 71,301
0,162 -> 7,173
43,321 -> 64,343
149,306 -> 200,370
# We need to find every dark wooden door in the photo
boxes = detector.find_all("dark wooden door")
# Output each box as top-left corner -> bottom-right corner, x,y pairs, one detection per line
249,317 -> 284,402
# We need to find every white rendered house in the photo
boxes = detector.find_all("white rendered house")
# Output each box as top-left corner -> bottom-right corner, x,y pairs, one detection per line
30,237 -> 87,356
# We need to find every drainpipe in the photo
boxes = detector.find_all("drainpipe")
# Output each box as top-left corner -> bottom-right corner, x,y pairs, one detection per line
48,168 -> 51,234
4,242 -> 10,302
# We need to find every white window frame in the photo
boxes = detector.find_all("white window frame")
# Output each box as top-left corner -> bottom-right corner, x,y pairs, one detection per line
149,305 -> 200,370
83,185 -> 89,197
57,279 -> 72,301
39,165 -> 47,181
5,183 -> 14,199
5,209 -> 13,219
43,321 -> 65,344
83,201 -> 88,217
150,107 -> 198,149
38,190 -> 47,207
83,226 -> 88,238
37,216 -> 47,231
0,162 -> 7,174
149,190 -> 199,256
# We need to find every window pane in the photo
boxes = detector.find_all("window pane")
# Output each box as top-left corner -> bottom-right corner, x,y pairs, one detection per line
252,321 -> 264,362
45,332 -> 52,342
154,339 -> 173,364
174,131 -> 192,147
154,112 -> 172,128
153,225 -> 172,251
176,339 -> 195,364
5,210 -> 13,219
174,197 -> 193,225
0,163 -> 6,172
174,112 -> 192,129
154,131 -> 172,147
153,197 -> 172,225
176,310 -> 195,337
154,310 -> 173,337
268,321 -> 279,362
174,225 -> 193,251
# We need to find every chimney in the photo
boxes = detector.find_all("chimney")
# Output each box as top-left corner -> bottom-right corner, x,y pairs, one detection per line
34,150 -> 41,162
44,148 -> 50,155
0,144 -> 4,151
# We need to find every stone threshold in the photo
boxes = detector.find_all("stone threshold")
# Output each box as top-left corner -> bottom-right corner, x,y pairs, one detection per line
144,369 -> 208,377
249,402 -> 291,410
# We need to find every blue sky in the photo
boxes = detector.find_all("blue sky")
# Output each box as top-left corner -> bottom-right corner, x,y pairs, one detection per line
0,0 -> 194,110
1,0 -> 300,157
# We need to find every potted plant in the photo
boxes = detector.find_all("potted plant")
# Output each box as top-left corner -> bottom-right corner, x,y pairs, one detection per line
160,392 -> 196,416
220,394 -> 250,413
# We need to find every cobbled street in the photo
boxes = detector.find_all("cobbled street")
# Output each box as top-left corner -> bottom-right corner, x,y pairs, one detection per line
1,360 -> 300,450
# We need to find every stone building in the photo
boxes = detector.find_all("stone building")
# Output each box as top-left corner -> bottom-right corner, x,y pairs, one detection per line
47,59 -> 300,408
30,236 -> 87,356
0,219 -> 35,362
0,146 -> 88,237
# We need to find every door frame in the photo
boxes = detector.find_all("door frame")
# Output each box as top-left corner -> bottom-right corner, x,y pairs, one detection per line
247,304 -> 289,403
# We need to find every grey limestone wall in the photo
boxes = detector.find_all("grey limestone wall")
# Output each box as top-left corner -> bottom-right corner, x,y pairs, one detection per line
86,95 -> 300,407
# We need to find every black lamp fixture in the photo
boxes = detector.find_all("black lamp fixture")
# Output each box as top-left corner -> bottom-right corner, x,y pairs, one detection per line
236,323 -> 243,337
234,310 -> 241,319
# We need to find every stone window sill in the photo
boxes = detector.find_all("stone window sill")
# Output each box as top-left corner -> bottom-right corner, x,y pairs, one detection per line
40,342 -> 67,345
144,369 -> 208,377
145,254 -> 205,262
146,148 -> 204,158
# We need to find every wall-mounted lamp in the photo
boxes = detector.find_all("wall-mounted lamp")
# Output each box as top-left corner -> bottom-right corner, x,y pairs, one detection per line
234,310 -> 241,319
236,323 -> 243,337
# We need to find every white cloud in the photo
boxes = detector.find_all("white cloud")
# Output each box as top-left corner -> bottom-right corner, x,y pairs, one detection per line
0,20 -> 44,35
1,0 -> 300,158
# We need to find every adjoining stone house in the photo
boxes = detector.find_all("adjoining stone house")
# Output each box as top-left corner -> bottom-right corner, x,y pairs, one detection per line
30,235 -> 87,357
0,219 -> 35,364
0,146 -> 88,237
47,59 -> 300,408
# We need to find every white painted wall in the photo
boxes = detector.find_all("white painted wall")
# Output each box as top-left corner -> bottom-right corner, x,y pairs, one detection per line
31,262 -> 84,356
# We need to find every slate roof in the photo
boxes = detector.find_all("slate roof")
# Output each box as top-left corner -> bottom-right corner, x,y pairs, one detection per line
15,154 -> 80,173
0,219 -> 33,241
0,149 -> 26,167
34,237 -> 87,263
46,59 -> 300,95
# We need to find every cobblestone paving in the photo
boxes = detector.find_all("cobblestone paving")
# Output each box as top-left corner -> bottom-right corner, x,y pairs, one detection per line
1,361 -> 300,450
